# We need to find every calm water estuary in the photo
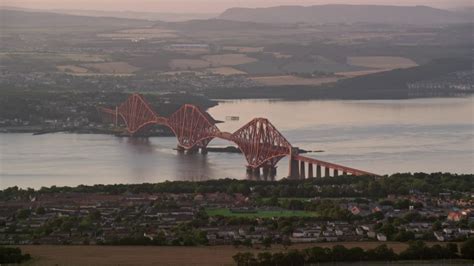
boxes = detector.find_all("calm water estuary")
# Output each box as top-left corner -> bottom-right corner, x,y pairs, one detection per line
1,97 -> 473,189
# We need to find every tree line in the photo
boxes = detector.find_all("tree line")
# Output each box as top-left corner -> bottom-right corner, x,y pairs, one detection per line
233,239 -> 474,265
2,173 -> 472,201
0,246 -> 31,264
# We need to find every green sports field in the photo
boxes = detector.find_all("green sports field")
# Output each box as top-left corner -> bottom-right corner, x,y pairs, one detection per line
205,208 -> 318,218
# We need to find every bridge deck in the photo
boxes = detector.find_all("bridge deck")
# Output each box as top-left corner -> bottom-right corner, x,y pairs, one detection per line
293,155 -> 379,176
214,131 -> 233,141
98,93 -> 378,176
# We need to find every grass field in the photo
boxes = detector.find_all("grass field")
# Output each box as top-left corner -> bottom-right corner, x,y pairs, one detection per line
347,56 -> 418,70
262,197 -> 312,202
205,208 -> 319,218
17,242 -> 460,266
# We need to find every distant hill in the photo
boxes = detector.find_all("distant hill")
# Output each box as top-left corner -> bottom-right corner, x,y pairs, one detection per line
0,9 -> 152,28
218,4 -> 469,25
325,58 -> 473,99
162,19 -> 281,31
54,10 -> 214,22
454,7 -> 474,21
205,58 -> 473,100
0,6 -> 215,22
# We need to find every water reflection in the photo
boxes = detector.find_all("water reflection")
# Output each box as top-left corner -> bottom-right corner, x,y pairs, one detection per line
210,97 -> 474,132
118,137 -> 153,153
124,137 -> 154,153
174,151 -> 215,182
1,97 -> 473,189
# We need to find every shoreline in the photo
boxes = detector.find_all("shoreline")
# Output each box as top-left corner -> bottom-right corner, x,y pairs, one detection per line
0,129 -> 318,154
2,95 -> 473,136
0,126 -> 175,137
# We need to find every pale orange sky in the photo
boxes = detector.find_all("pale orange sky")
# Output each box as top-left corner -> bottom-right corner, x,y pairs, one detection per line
2,0 -> 472,13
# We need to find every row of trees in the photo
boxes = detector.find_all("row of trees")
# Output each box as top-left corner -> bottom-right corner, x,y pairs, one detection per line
233,239 -> 474,265
0,88 -> 216,127
103,223 -> 208,247
0,246 -> 31,264
2,173 -> 472,201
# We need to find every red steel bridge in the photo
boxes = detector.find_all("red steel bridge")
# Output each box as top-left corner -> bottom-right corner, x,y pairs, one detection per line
98,93 -> 378,179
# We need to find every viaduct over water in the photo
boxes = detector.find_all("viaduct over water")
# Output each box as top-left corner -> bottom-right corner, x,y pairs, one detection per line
98,93 -> 378,179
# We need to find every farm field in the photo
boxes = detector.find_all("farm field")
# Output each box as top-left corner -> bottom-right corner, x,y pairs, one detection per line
169,59 -> 210,70
169,54 -> 258,70
61,53 -> 106,62
336,69 -> 393,78
205,67 -> 247,75
82,62 -> 140,74
205,208 -> 319,218
202,54 -> 258,66
222,46 -> 264,53
251,75 -> 341,86
0,52 -> 106,62
281,57 -> 363,73
166,47 -> 210,55
234,61 -> 283,75
61,73 -> 136,77
0,52 -> 70,63
97,28 -> 178,40
271,52 -> 293,59
56,65 -> 90,74
17,242 -> 454,266
347,56 -> 418,70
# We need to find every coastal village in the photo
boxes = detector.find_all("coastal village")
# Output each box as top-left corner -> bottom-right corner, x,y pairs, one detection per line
1,183 -> 472,246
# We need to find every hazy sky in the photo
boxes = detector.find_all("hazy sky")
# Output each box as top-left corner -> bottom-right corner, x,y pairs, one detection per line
3,0 -> 472,13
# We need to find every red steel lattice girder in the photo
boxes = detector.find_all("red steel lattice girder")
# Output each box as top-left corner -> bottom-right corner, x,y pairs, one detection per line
231,118 -> 292,168
117,93 -> 161,135
98,93 -> 377,175
167,104 -> 220,149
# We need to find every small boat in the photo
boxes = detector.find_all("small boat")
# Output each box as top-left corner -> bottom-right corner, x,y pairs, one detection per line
225,116 -> 239,121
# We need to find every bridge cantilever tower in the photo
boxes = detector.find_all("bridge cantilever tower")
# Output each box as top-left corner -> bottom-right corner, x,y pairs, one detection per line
97,94 -> 167,135
167,104 -> 219,152
98,93 -> 379,179
230,118 -> 292,177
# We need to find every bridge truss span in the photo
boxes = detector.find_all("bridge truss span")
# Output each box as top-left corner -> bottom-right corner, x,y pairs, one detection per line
117,93 -> 165,135
231,118 -> 292,169
98,93 -> 378,179
167,104 -> 219,150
